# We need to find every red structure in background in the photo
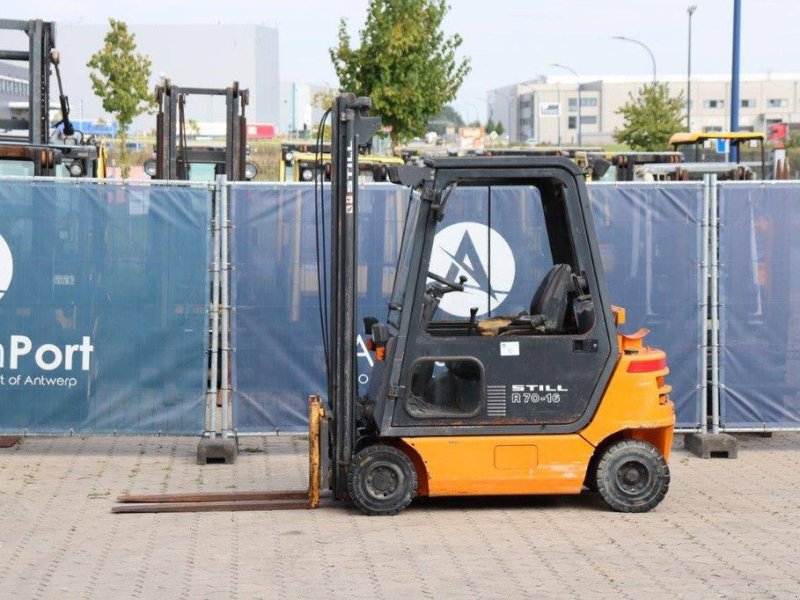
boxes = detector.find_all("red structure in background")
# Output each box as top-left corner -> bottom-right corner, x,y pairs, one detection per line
768,122 -> 788,143
246,123 -> 276,140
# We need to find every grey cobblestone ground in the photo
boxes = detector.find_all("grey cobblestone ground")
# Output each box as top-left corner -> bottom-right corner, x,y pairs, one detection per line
1,433 -> 799,599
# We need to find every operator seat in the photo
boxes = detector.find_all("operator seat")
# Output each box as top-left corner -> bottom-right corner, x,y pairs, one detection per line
529,263 -> 573,333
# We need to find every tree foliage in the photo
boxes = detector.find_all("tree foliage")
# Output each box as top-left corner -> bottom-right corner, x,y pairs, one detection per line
614,83 -> 685,151
330,0 -> 471,142
87,19 -> 156,177
495,121 -> 505,136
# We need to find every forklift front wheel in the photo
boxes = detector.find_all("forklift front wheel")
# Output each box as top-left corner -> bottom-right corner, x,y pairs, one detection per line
348,445 -> 418,516
595,439 -> 670,513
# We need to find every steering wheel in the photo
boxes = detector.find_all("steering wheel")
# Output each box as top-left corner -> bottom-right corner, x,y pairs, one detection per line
427,271 -> 466,292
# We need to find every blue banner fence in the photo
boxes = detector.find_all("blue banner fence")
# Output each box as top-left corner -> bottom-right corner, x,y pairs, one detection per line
0,176 -> 797,434
0,178 -> 211,434
718,182 -> 800,431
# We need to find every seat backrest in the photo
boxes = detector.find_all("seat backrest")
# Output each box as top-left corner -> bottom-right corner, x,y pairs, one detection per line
530,264 -> 572,333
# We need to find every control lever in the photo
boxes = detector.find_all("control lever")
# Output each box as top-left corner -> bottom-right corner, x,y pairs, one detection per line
467,306 -> 478,336
427,271 -> 467,292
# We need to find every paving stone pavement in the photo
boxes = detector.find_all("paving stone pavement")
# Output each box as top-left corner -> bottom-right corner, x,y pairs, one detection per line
1,433 -> 799,599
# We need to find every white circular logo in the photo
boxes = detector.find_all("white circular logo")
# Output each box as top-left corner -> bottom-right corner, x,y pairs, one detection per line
429,222 -> 515,318
0,233 -> 12,301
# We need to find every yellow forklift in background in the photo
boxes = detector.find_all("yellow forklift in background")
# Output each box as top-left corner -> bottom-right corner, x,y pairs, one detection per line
668,131 -> 767,180
279,141 -> 403,183
116,94 -> 674,516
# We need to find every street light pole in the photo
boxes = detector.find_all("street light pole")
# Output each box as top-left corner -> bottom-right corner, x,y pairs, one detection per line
687,5 -> 697,131
551,63 -> 582,145
613,35 -> 657,87
731,0 -> 742,162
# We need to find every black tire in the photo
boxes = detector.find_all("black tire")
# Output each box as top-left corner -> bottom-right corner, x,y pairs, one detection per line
347,445 -> 418,516
595,439 -> 670,513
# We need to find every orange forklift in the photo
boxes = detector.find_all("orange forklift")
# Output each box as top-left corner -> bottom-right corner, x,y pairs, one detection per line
116,94 -> 674,516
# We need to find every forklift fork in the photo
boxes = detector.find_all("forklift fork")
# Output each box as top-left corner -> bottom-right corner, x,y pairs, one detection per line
112,397 -> 326,514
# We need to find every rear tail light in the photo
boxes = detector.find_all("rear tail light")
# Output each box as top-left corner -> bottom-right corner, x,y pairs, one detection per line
627,357 -> 667,373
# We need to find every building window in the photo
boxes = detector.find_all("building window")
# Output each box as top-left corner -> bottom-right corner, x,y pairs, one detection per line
703,100 -> 725,109
568,97 -> 597,112
579,115 -> 597,125
568,116 -> 577,129
767,98 -> 788,108
519,99 -> 532,109
741,99 -> 756,108
703,126 -> 723,133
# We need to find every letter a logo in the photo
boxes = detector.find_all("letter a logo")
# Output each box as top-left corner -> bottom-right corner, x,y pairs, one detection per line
429,222 -> 515,318
0,233 -> 12,301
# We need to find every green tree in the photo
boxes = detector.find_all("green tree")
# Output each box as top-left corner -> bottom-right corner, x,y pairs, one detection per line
614,83 -> 685,151
485,117 -> 496,134
495,121 -> 505,136
330,0 -> 471,143
87,19 -> 156,177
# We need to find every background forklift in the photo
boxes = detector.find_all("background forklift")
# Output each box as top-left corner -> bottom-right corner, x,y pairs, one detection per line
0,19 -> 105,178
116,93 -> 674,516
144,80 -> 257,181
668,131 -> 767,180
278,140 -> 402,183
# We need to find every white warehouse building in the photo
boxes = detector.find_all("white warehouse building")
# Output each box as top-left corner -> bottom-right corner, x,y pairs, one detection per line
488,73 -> 800,146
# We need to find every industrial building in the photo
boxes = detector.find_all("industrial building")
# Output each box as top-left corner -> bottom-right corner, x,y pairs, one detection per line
0,61 -> 28,123
488,73 -> 800,145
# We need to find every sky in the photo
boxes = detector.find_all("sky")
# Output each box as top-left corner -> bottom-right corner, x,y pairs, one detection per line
5,0 -> 798,122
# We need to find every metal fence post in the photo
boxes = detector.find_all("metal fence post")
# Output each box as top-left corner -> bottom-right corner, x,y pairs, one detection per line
197,176 -> 237,463
699,175 -> 711,434
220,176 -> 232,438
710,174 -> 721,434
205,178 -> 221,436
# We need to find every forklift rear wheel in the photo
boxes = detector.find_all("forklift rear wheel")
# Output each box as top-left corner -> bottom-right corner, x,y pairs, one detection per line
595,439 -> 669,513
348,445 -> 418,516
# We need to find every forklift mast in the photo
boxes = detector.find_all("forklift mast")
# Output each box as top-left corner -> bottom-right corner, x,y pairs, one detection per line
0,19 -> 53,144
153,80 -> 249,180
328,94 -> 382,500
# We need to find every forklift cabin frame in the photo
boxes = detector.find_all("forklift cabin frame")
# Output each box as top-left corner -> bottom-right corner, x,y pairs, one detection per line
367,157 -> 618,439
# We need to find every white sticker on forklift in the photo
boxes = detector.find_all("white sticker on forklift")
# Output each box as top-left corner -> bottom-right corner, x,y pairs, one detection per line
500,341 -> 519,356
